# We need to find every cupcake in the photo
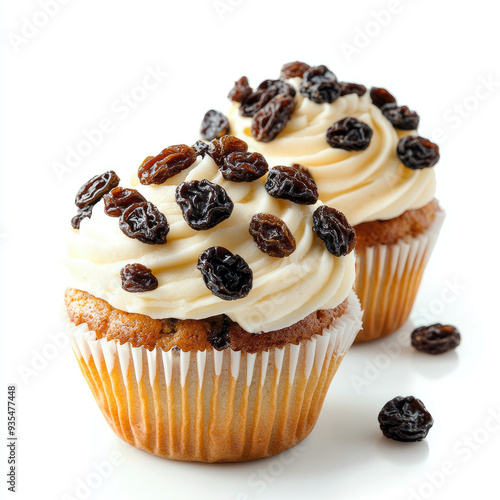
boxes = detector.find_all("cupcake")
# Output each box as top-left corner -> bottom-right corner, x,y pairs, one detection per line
214,62 -> 444,342
64,137 -> 362,462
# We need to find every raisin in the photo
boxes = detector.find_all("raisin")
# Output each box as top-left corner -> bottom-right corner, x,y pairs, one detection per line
411,324 -> 461,354
138,145 -> 197,185
197,246 -> 253,300
119,201 -> 169,244
326,117 -> 373,151
378,396 -> 434,442
207,136 -> 248,166
75,171 -> 120,209
192,140 -> 209,158
249,213 -> 296,258
209,316 -> 231,350
382,104 -> 420,130
370,87 -> 396,109
251,93 -> 296,143
312,205 -> 356,256
280,61 -> 310,79
300,65 -> 341,104
397,136 -> 440,169
221,152 -> 268,182
339,82 -> 367,97
103,187 -> 146,217
292,163 -> 314,180
200,109 -> 230,141
71,205 -> 93,229
240,79 -> 296,117
265,165 -> 319,205
176,179 -> 233,230
120,263 -> 158,293
228,76 -> 252,103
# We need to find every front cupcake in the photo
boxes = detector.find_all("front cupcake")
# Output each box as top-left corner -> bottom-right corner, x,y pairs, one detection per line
64,136 -> 362,462
219,62 -> 445,342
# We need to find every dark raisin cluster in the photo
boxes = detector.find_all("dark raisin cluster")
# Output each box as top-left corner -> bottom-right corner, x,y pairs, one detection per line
370,86 -> 419,130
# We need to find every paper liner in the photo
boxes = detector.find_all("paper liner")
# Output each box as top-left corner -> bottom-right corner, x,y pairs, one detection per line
354,210 -> 445,342
66,291 -> 362,462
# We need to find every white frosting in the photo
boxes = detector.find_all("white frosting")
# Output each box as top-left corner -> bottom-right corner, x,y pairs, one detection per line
227,78 -> 436,226
66,155 -> 355,333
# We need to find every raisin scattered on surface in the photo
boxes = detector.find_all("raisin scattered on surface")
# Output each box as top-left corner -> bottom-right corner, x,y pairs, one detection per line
382,104 -> 420,130
280,61 -> 311,80
138,145 -> 197,185
200,110 -> 230,141
251,93 -> 296,143
207,136 -> 248,166
326,117 -> 373,151
249,213 -> 296,258
176,179 -> 233,230
300,65 -> 341,104
120,263 -> 159,293
75,171 -> 120,209
71,205 -> 93,229
228,76 -> 253,103
265,165 -> 319,205
339,82 -> 367,97
370,87 -> 397,109
103,187 -> 146,217
221,152 -> 268,182
192,140 -> 209,158
119,201 -> 169,244
240,79 -> 296,117
209,316 -> 231,350
197,246 -> 253,300
411,324 -> 461,354
312,205 -> 356,256
378,396 -> 434,442
397,136 -> 440,169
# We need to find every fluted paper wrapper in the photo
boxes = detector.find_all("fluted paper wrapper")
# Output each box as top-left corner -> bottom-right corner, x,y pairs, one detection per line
354,210 -> 445,342
66,291 -> 362,462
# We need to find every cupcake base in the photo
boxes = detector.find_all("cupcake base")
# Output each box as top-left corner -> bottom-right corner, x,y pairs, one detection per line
354,210 -> 445,342
66,291 -> 362,462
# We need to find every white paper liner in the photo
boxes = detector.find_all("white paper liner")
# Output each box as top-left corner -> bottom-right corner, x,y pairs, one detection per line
354,210 -> 445,342
66,291 -> 362,462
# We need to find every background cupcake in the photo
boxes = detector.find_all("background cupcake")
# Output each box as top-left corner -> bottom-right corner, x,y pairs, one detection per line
64,137 -> 362,462
217,62 -> 444,342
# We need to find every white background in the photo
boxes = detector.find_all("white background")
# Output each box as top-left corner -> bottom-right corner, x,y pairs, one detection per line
1,1 -> 499,499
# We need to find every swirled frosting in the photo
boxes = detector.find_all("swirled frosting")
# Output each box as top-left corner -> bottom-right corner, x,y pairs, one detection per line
227,78 -> 436,226
66,154 -> 355,333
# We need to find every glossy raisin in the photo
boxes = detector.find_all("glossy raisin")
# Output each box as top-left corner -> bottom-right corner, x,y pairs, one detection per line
75,171 -> 120,209
119,201 -> 169,244
397,136 -> 440,169
280,61 -> 310,79
411,324 -> 461,354
326,117 -> 373,151
228,76 -> 252,103
312,205 -> 356,256
103,187 -> 146,217
378,396 -> 434,442
138,145 -> 197,185
249,213 -> 296,258
240,79 -> 296,117
192,140 -> 209,158
300,65 -> 340,104
197,246 -> 253,300
339,82 -> 367,97
265,165 -> 319,205
176,179 -> 233,230
382,104 -> 420,130
120,263 -> 158,293
221,152 -> 268,182
251,93 -> 296,143
370,87 -> 396,109
292,163 -> 314,180
71,205 -> 93,229
200,110 -> 230,141
207,136 -> 248,166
